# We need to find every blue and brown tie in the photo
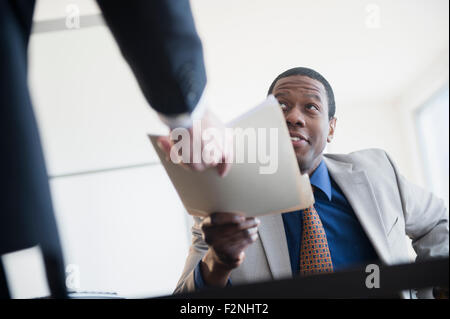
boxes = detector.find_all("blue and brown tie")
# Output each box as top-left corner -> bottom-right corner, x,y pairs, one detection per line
299,204 -> 334,276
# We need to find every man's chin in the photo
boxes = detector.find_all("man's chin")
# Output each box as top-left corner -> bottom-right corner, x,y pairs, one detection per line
296,152 -> 324,176
295,155 -> 310,174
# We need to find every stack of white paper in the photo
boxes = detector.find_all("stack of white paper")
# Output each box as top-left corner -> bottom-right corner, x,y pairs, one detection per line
149,95 -> 314,217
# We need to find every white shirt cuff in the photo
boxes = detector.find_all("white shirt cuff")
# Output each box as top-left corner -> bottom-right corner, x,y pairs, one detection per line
158,90 -> 208,129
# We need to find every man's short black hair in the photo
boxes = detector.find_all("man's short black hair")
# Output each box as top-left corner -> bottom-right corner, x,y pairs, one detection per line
267,67 -> 336,119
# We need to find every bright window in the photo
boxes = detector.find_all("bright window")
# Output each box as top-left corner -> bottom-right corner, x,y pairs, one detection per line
416,86 -> 449,208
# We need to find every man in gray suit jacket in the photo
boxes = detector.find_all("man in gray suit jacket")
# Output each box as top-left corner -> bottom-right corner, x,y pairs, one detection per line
174,67 -> 449,298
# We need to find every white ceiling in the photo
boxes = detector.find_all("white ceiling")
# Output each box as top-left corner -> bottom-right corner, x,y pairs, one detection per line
33,0 -> 449,120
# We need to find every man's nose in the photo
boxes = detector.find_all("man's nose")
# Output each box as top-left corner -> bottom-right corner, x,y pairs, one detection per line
286,107 -> 306,127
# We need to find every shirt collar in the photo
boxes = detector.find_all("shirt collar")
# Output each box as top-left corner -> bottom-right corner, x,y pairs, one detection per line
309,159 -> 332,201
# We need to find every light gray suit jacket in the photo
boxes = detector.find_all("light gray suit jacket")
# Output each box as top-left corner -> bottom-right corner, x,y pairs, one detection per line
174,149 -> 449,298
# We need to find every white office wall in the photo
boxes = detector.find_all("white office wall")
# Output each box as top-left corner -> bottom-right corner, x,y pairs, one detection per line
33,0 -> 100,21
29,25 -> 185,298
29,26 -> 167,176
327,51 -> 450,191
50,165 -> 189,297
28,0 -> 448,297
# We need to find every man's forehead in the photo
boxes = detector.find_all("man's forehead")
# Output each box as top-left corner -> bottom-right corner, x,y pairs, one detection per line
273,75 -> 326,97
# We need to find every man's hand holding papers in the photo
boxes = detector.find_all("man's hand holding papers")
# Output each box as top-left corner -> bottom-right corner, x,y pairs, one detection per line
156,109 -> 233,177
199,212 -> 260,287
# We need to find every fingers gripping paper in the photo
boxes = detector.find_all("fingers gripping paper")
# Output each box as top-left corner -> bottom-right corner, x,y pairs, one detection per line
149,95 -> 314,217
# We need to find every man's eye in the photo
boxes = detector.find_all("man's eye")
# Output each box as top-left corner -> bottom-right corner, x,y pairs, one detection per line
280,103 -> 288,111
306,104 -> 319,111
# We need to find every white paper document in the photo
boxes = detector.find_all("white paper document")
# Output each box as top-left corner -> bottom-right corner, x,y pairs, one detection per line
149,95 -> 314,217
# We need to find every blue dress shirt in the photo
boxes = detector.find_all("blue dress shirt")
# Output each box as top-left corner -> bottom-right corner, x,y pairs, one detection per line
283,159 -> 379,274
194,159 -> 379,289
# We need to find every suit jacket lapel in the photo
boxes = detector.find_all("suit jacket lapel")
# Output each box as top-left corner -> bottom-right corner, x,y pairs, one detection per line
324,156 -> 392,264
256,155 -> 392,278
257,213 -> 292,279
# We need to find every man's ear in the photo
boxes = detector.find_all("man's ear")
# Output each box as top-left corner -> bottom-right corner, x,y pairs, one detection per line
327,117 -> 337,143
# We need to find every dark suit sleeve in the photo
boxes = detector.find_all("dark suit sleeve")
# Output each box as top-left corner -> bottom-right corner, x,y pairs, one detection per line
96,0 -> 207,116
193,261 -> 232,290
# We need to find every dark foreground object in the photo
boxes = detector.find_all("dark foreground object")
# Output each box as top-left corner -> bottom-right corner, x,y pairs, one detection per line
164,258 -> 449,299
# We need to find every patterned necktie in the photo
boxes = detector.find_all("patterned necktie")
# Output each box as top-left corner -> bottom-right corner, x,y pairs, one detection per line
299,204 -> 334,276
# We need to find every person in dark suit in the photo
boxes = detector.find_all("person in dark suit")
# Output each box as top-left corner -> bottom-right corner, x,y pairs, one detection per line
0,0 -> 230,298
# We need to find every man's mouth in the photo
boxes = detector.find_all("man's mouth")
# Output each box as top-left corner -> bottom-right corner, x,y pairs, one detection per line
289,132 -> 309,147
